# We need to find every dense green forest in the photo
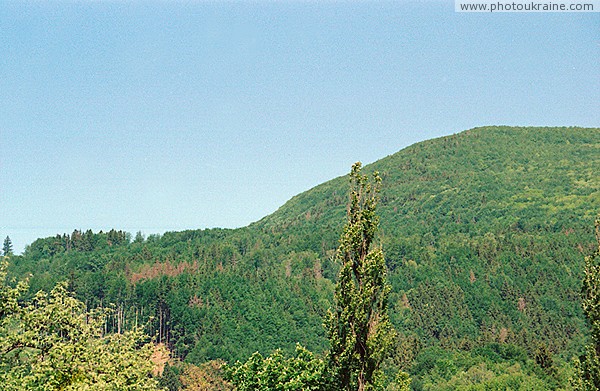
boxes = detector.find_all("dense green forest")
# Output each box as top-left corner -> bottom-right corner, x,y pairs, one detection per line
4,126 -> 600,389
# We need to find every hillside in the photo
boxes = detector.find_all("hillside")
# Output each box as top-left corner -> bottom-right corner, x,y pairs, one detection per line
258,126 -> 600,351
7,126 -> 600,387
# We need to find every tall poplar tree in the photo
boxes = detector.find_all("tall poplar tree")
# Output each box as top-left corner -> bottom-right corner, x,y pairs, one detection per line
573,216 -> 600,390
325,162 -> 395,391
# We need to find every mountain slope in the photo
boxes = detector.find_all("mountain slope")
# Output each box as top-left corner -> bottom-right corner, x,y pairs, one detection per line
258,125 -> 599,352
8,126 -> 600,370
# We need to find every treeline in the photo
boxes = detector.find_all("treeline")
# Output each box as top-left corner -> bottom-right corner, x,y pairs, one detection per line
25,229 -> 130,258
10,226 -> 334,363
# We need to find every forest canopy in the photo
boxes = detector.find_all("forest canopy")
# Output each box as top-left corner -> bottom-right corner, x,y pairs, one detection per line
4,126 -> 600,389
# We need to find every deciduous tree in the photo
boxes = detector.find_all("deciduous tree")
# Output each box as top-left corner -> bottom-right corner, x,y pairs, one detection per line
226,344 -> 324,391
0,270 -> 164,390
325,162 -> 396,391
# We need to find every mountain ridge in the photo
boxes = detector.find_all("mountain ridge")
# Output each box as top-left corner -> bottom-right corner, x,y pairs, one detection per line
259,125 -> 598,229
7,126 -> 600,386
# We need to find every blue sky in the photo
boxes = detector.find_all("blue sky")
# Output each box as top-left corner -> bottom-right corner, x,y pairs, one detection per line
1,1 -> 598,253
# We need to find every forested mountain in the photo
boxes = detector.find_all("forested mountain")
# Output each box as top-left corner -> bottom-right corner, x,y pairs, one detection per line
6,126 -> 600,388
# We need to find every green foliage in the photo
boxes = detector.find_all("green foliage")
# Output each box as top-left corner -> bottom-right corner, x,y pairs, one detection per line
572,216 -> 600,390
226,344 -> 325,391
23,229 -> 130,259
0,269 -> 163,390
261,126 -> 599,356
325,162 -> 396,391
135,231 -> 146,244
386,371 -> 411,391
4,126 -> 600,386
158,363 -> 183,391
10,227 -> 333,364
3,236 -> 13,257
0,260 -> 28,318
410,346 -> 568,390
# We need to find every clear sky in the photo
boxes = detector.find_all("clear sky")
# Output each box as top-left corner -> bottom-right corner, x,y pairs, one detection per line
1,1 -> 598,254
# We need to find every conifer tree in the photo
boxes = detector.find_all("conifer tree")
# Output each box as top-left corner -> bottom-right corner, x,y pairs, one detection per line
135,231 -> 145,244
325,162 -> 395,391
573,216 -> 600,390
2,236 -> 13,257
